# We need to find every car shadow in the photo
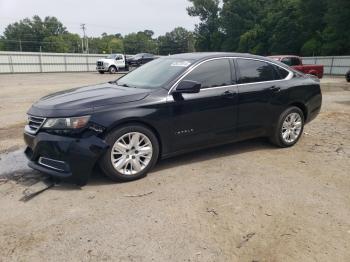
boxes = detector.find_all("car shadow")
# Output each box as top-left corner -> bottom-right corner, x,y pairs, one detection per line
84,137 -> 276,187
0,138 -> 277,197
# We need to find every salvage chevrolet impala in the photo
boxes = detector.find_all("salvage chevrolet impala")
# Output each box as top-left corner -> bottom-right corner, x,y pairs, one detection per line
24,53 -> 322,185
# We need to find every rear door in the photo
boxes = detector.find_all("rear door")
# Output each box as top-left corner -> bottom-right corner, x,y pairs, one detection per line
168,58 -> 239,152
234,58 -> 281,138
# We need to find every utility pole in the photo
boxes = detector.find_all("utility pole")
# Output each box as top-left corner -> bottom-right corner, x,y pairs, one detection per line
80,23 -> 89,54
81,38 -> 84,53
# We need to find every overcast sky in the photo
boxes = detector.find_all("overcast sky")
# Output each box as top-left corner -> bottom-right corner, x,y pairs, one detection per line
0,0 -> 199,37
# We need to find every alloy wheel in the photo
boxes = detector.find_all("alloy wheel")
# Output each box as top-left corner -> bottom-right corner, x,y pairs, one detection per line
281,112 -> 303,143
110,132 -> 153,175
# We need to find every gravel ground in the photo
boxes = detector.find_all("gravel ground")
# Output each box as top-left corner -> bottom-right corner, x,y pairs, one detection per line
0,73 -> 349,261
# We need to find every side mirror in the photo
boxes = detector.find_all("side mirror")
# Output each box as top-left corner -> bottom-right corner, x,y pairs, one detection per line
173,80 -> 201,94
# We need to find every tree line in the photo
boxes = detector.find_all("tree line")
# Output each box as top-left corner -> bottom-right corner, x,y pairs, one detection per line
187,0 -> 350,56
0,0 -> 349,56
0,16 -> 195,55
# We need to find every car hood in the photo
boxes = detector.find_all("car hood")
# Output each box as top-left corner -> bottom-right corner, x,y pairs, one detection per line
28,83 -> 151,117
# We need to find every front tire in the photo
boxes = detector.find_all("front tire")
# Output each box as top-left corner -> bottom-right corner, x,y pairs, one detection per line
99,125 -> 159,182
109,66 -> 117,74
270,106 -> 304,147
346,70 -> 350,82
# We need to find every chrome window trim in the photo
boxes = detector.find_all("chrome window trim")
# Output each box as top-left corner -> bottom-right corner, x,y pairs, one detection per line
168,56 -> 293,95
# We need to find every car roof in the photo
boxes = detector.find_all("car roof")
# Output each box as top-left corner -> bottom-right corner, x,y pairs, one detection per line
168,52 -> 274,62
269,55 -> 299,58
165,52 -> 297,74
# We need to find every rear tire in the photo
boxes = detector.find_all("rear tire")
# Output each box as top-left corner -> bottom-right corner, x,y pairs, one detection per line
99,124 -> 159,182
270,106 -> 304,148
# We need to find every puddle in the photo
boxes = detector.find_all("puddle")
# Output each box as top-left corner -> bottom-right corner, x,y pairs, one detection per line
0,148 -> 29,176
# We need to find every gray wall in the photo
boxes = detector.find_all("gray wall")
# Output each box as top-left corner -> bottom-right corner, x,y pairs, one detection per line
0,51 -> 106,73
0,51 -> 349,75
302,56 -> 350,75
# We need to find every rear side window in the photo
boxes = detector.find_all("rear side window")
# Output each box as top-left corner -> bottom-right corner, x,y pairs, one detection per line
236,59 -> 275,84
281,57 -> 292,66
281,57 -> 300,66
290,57 -> 301,66
183,59 -> 231,89
273,65 -> 290,79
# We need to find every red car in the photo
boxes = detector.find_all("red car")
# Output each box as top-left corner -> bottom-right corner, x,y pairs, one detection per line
269,55 -> 324,79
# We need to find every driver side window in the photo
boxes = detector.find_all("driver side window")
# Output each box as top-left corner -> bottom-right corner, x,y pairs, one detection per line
183,59 -> 232,89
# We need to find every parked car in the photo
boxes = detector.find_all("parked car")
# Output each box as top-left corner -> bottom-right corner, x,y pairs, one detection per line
96,54 -> 129,74
346,69 -> 350,82
127,53 -> 156,66
269,55 -> 324,79
24,52 -> 322,185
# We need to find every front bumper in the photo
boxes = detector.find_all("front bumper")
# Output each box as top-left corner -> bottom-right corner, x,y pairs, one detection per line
96,66 -> 108,71
24,131 -> 108,183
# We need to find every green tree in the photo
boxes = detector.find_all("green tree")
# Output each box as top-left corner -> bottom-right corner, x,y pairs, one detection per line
187,0 -> 223,51
2,15 -> 68,52
0,37 -> 5,51
89,34 -> 124,54
221,0 -> 265,52
42,33 -> 81,53
42,35 -> 69,52
158,27 -> 195,55
123,31 -> 157,54
321,0 -> 350,55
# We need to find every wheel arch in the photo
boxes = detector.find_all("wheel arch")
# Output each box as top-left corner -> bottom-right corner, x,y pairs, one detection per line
108,65 -> 117,72
289,102 -> 308,121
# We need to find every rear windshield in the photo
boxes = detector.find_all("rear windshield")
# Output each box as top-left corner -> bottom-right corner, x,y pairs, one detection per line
117,58 -> 193,89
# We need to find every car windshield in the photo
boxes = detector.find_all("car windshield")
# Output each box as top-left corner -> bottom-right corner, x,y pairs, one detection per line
106,54 -> 117,59
117,58 -> 193,89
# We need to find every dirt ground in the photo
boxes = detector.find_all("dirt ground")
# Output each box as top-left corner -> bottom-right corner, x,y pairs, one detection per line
0,73 -> 349,261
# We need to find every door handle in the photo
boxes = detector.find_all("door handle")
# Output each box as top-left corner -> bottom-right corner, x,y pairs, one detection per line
221,90 -> 237,98
270,86 -> 281,93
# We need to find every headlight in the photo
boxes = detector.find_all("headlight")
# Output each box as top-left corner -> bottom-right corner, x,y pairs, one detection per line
43,116 -> 90,129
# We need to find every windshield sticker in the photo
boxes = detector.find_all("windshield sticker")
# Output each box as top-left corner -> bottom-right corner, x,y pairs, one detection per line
171,61 -> 191,67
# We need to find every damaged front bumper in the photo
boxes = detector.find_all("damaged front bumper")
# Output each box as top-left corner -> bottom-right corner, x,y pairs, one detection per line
23,131 -> 108,184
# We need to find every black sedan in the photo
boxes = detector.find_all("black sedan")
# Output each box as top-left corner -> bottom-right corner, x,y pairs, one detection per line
24,52 -> 322,185
127,53 -> 156,66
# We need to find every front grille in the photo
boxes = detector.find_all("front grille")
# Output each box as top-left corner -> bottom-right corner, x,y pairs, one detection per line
97,61 -> 103,66
26,115 -> 46,135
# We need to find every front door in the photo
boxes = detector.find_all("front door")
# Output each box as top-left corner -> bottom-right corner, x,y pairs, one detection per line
168,58 -> 239,153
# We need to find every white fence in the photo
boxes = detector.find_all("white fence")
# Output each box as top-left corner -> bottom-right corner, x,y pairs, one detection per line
0,51 -> 349,75
302,56 -> 350,75
0,51 -> 106,73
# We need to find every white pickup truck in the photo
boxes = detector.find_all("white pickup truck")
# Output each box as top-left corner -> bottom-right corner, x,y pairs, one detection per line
96,54 -> 129,74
